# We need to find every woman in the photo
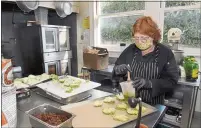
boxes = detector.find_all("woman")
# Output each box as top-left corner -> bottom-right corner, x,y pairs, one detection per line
113,16 -> 179,105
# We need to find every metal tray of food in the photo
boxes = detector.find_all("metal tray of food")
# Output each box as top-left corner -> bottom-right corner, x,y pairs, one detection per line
35,88 -> 92,105
61,95 -> 158,128
26,104 -> 75,128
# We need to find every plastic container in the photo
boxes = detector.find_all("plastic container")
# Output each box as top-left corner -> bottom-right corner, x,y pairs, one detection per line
26,104 -> 75,128
120,81 -> 135,100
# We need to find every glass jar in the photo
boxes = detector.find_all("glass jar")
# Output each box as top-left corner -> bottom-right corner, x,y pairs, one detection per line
183,56 -> 199,82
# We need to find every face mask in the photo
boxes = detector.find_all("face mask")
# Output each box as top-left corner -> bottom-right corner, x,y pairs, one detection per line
134,40 -> 153,51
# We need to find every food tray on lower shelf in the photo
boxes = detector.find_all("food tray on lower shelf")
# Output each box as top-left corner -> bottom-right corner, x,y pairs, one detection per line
162,116 -> 181,127
26,104 -> 75,128
61,95 -> 158,128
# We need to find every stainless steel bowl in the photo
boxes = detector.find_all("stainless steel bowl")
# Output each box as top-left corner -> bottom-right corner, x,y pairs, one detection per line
26,104 -> 75,128
16,1 -> 39,13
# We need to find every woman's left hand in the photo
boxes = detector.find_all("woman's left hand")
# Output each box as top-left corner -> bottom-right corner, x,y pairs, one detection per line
132,77 -> 152,91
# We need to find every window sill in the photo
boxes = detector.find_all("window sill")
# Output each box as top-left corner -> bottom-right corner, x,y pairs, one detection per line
96,44 -> 201,58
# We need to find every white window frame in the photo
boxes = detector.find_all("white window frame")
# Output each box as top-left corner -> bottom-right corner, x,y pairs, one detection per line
161,1 -> 201,57
90,1 -> 201,57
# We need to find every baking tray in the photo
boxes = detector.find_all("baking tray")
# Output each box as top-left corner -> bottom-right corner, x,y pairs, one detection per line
61,95 -> 158,128
26,104 -> 75,128
15,78 -> 52,90
36,75 -> 101,99
35,88 -> 92,105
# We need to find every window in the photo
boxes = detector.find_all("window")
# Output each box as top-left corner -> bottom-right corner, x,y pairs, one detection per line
92,1 -> 200,58
96,1 -> 145,47
162,1 -> 201,53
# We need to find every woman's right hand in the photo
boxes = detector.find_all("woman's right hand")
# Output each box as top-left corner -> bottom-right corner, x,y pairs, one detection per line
114,64 -> 131,75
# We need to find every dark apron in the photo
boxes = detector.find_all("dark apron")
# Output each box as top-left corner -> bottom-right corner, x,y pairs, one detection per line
131,45 -> 164,105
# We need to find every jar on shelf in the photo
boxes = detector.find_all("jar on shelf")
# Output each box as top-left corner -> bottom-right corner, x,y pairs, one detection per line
183,56 -> 199,82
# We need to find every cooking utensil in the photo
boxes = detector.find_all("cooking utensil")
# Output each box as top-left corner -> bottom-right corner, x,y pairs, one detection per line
27,78 -> 52,89
16,1 -> 39,13
120,69 -> 135,98
26,104 -> 75,128
128,97 -> 142,128
54,1 -> 72,18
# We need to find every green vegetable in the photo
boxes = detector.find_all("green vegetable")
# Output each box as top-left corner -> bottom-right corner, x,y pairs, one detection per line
127,108 -> 138,115
85,80 -> 90,83
93,100 -> 103,107
14,79 -> 23,85
116,93 -> 125,101
63,82 -> 70,87
50,74 -> 58,80
70,83 -> 80,88
103,97 -> 115,103
59,79 -> 65,83
22,77 -> 28,84
28,75 -> 36,79
27,78 -> 38,85
134,105 -> 147,112
113,114 -> 129,122
40,73 -> 50,81
65,87 -> 73,93
116,103 -> 127,110
102,108 -> 116,115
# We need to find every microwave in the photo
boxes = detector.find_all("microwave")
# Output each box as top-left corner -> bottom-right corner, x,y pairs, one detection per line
41,25 -> 70,52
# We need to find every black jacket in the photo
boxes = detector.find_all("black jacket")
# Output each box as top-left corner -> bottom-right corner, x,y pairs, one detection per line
113,43 -> 179,98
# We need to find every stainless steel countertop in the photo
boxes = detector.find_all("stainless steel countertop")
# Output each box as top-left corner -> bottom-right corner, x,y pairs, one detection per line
93,65 -> 200,87
17,88 -> 166,128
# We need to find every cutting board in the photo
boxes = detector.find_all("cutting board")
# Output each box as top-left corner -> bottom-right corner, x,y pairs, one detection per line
61,96 -> 157,128
36,76 -> 101,99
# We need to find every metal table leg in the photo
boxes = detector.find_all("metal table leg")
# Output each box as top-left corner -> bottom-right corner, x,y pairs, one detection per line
180,85 -> 193,128
188,87 -> 199,128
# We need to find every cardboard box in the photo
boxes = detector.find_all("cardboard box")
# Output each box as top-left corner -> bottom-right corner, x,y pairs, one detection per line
83,47 -> 109,70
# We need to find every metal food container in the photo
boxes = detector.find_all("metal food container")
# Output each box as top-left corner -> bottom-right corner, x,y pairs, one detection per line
26,104 -> 75,128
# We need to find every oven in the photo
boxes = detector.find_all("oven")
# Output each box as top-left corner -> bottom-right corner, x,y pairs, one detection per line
44,61 -> 60,75
41,25 -> 70,53
41,27 -> 58,52
43,51 -> 72,76
44,60 -> 71,75
58,28 -> 70,51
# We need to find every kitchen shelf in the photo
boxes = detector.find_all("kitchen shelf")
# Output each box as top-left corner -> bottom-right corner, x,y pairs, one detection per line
158,122 -> 180,128
162,117 -> 181,128
164,99 -> 182,109
164,102 -> 182,110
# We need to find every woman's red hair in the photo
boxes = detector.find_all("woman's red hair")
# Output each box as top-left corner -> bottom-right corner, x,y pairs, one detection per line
132,16 -> 161,42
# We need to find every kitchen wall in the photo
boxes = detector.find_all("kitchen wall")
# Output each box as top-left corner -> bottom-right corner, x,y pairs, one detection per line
76,2 -> 90,73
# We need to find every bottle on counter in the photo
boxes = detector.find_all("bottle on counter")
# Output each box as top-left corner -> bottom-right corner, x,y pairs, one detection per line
183,56 -> 199,82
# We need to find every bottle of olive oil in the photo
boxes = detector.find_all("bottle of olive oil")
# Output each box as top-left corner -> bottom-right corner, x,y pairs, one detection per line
183,56 -> 199,82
